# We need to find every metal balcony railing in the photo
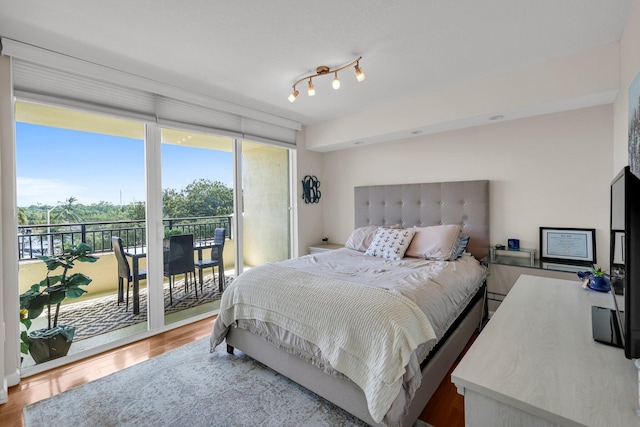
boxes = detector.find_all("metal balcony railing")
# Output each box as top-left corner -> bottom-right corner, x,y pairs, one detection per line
17,216 -> 232,260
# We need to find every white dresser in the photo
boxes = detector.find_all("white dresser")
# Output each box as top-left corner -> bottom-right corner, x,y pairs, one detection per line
452,275 -> 639,427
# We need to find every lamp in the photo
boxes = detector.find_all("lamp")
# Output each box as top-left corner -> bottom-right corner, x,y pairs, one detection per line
288,56 -> 365,102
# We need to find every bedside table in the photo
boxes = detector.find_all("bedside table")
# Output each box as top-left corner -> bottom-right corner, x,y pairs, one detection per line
308,243 -> 343,254
487,246 -> 582,314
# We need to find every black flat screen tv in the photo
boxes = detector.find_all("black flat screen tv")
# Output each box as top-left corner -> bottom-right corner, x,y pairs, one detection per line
610,166 -> 640,359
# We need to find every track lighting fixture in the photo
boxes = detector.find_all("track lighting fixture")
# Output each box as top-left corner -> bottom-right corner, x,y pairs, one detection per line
287,89 -> 299,103
332,72 -> 340,89
307,78 -> 315,96
288,56 -> 365,103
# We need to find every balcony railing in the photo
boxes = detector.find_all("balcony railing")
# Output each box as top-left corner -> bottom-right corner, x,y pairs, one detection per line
18,216 -> 232,260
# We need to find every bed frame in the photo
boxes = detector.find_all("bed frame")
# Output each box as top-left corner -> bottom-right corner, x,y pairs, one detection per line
226,180 -> 490,426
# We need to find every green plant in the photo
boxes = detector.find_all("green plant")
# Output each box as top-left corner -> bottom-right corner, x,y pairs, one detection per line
19,242 -> 98,354
591,265 -> 607,277
164,228 -> 183,239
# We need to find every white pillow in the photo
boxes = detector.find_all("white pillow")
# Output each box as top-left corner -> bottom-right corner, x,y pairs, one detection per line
364,228 -> 416,260
345,225 -> 380,252
405,224 -> 461,261
344,224 -> 402,252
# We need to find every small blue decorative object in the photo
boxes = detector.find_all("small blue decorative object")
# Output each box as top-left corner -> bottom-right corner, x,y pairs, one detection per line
577,270 -> 611,292
507,238 -> 520,250
588,276 -> 611,292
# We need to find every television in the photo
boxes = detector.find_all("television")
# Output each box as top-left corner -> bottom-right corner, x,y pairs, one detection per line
609,166 -> 640,359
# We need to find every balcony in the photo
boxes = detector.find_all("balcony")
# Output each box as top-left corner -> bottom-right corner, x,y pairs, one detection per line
19,216 -> 235,368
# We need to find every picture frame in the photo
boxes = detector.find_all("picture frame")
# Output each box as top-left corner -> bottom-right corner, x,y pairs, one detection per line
539,227 -> 596,266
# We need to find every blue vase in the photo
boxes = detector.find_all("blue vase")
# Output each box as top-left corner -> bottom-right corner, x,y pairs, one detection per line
588,276 -> 611,292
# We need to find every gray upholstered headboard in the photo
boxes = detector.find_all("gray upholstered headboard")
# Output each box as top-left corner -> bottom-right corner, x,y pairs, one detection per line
354,180 -> 490,260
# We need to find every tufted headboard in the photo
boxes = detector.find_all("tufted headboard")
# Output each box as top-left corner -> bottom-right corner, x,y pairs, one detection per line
354,180 -> 490,260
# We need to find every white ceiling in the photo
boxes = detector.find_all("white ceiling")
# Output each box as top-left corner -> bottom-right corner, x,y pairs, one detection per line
0,0 -> 633,127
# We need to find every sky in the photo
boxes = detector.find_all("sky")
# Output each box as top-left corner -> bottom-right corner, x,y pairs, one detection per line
16,123 -> 234,207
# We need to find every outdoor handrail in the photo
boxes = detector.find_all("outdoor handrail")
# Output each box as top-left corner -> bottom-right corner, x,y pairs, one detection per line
18,216 -> 232,260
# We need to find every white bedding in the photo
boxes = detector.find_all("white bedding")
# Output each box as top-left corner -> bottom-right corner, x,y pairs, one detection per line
210,248 -> 487,426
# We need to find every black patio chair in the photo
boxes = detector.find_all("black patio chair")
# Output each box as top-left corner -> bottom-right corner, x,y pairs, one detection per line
112,236 -> 147,311
164,234 -> 197,305
194,228 -> 226,291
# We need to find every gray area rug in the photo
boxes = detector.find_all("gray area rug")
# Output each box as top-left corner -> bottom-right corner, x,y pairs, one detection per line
25,337 -> 395,426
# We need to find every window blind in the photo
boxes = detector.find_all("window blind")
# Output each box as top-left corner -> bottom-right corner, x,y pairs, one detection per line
2,38 -> 300,147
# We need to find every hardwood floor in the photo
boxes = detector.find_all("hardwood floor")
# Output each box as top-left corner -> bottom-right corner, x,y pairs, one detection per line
420,332 -> 478,427
1,317 -> 475,427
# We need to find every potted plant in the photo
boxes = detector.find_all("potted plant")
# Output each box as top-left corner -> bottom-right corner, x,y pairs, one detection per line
578,265 -> 610,292
19,242 -> 98,364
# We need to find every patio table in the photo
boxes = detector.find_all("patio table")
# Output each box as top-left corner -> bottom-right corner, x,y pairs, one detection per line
124,240 -> 225,315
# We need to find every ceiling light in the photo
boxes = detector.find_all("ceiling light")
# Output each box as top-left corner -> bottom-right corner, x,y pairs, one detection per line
354,60 -> 366,82
288,89 -> 299,103
287,56 -> 364,102
307,79 -> 315,96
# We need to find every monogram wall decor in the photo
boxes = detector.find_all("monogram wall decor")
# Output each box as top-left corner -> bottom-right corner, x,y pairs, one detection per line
301,175 -> 321,204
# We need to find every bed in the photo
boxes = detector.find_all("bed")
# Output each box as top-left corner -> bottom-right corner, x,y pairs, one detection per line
210,180 -> 490,427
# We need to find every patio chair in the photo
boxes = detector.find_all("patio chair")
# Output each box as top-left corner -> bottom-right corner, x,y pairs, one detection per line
164,234 -> 197,305
194,228 -> 226,291
112,236 -> 147,311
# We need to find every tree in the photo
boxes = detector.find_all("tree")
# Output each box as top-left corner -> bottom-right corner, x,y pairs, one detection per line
18,179 -> 234,224
18,207 -> 28,225
51,197 -> 83,224
124,201 -> 146,220
163,179 -> 233,218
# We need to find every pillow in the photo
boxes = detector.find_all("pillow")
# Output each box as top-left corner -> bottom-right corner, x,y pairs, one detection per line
364,228 -> 416,260
405,224 -> 462,261
344,224 -> 403,252
345,225 -> 380,252
453,235 -> 470,259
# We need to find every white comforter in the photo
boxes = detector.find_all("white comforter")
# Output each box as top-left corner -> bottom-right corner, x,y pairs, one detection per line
210,249 -> 487,425
211,262 -> 437,422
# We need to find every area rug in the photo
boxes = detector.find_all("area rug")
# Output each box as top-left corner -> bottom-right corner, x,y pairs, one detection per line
56,274 -> 231,341
25,338 -> 381,426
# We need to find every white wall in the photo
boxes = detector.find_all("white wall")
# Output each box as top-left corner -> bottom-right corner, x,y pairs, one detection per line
318,105 -> 613,266
614,0 -> 640,173
294,131 -> 325,254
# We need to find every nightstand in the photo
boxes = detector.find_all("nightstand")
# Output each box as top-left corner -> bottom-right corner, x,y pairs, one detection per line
487,246 -> 582,314
308,243 -> 343,254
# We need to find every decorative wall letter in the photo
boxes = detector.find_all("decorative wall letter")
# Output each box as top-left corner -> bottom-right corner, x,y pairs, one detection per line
301,175 -> 321,204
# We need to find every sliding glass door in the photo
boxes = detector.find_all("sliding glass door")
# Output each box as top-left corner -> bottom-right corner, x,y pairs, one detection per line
14,102 -> 293,372
15,101 -> 148,368
160,127 -> 235,324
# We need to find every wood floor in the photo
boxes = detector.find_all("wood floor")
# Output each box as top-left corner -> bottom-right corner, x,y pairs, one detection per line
0,316 -> 474,427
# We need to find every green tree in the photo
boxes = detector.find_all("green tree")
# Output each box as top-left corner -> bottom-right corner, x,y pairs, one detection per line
51,197 -> 83,224
163,188 -> 187,218
182,179 -> 233,217
18,207 -> 28,225
124,201 -> 146,220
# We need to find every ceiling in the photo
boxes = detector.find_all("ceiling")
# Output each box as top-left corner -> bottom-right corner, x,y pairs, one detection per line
0,0 -> 633,127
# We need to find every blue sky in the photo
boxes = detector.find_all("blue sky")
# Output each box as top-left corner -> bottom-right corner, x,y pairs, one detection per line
16,123 -> 233,206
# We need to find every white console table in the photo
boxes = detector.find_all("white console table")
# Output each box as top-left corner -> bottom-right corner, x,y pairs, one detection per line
452,275 -> 639,427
